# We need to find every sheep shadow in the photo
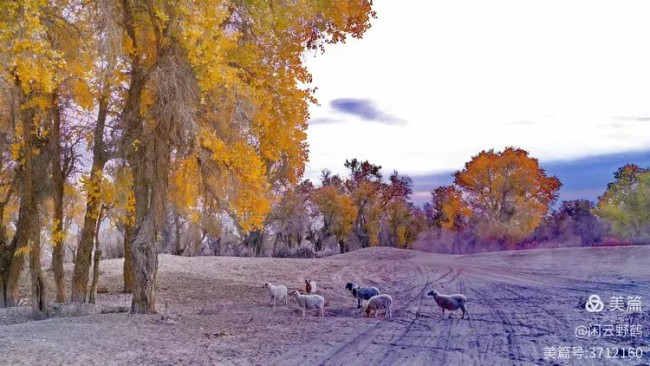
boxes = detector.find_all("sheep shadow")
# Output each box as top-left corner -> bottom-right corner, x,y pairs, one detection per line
324,307 -> 365,318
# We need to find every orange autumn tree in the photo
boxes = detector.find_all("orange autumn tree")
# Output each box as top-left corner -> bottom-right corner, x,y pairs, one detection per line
429,185 -> 471,231
454,147 -> 561,247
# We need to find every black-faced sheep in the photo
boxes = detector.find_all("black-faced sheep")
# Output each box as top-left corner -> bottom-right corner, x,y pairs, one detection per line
345,282 -> 380,308
364,294 -> 393,318
289,290 -> 325,317
305,279 -> 317,294
263,282 -> 288,307
427,290 -> 470,319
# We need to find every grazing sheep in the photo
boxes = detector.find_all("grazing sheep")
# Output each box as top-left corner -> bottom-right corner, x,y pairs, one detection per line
364,294 -> 393,318
345,282 -> 380,308
263,282 -> 288,307
427,290 -> 470,319
305,279 -> 317,294
289,290 -> 325,317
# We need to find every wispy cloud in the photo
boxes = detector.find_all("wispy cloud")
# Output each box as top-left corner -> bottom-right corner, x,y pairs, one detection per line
614,116 -> 650,122
330,98 -> 405,125
309,117 -> 345,125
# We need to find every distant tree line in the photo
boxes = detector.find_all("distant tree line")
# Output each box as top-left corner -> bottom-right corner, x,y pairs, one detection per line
416,151 -> 649,254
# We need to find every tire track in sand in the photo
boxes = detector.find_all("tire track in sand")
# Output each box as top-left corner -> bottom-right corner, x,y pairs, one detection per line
376,266 -> 463,366
317,264 -> 456,366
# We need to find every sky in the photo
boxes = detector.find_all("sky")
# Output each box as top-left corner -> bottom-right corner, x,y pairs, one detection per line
302,0 -> 650,205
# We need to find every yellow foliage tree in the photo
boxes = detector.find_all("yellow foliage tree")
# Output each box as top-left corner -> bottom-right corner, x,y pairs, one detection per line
105,0 -> 377,313
312,185 -> 358,253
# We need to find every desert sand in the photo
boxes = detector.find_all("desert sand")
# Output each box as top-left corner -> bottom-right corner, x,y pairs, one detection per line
1,246 -> 649,365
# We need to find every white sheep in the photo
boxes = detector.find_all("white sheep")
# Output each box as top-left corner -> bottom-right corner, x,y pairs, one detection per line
289,290 -> 325,317
364,294 -> 393,318
263,282 -> 288,307
305,279 -> 317,294
427,290 -> 470,319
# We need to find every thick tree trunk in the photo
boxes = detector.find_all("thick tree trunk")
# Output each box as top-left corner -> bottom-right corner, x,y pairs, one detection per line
0,226 -> 18,308
70,94 -> 109,303
128,128 -> 168,313
121,1 -> 148,298
51,95 -> 66,303
2,208 -> 29,307
2,96 -> 43,309
130,214 -> 158,313
122,223 -> 134,293
29,232 -> 48,319
129,133 -> 157,312
21,97 -> 48,319
51,232 -> 65,303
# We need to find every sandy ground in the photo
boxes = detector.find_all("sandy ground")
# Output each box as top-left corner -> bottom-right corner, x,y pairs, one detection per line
0,246 -> 649,365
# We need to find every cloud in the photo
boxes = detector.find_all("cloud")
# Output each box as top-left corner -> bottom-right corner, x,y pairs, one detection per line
309,117 -> 345,125
329,98 -> 405,125
614,116 -> 650,122
410,171 -> 456,206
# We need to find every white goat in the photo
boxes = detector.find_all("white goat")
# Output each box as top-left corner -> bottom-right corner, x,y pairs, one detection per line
263,282 -> 288,307
305,279 -> 317,294
364,294 -> 393,318
289,290 -> 325,317
427,290 -> 470,319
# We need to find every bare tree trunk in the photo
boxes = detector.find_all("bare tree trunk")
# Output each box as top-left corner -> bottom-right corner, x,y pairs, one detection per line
245,230 -> 264,256
174,212 -> 183,255
29,231 -> 48,319
0,222 -> 11,307
71,189 -> 102,302
2,206 -> 29,307
67,245 -> 76,264
122,222 -> 134,293
89,206 -> 105,304
130,214 -> 158,313
51,95 -> 66,303
71,94 -> 109,303
2,90 -> 48,311
89,247 -> 101,304
0,200 -> 12,307
21,97 -> 48,319
129,133 -> 167,313
213,237 -> 221,256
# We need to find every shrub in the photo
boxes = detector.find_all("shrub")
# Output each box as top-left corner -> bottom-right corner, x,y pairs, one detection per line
293,246 -> 315,258
232,246 -> 256,257
273,246 -> 293,258
272,246 -> 316,258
